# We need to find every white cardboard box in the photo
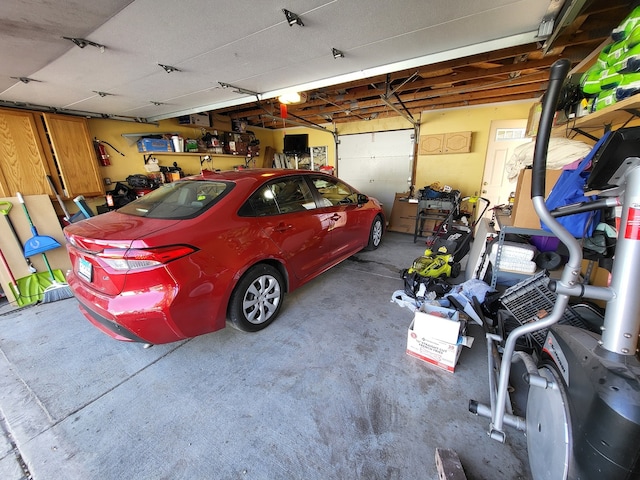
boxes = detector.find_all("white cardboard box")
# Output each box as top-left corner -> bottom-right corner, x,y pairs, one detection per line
406,308 -> 473,373
178,113 -> 211,127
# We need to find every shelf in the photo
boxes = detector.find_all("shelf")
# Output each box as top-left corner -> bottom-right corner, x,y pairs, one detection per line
141,151 -> 239,158
553,95 -> 640,139
141,151 -> 250,167
121,132 -> 178,138
490,215 -> 558,288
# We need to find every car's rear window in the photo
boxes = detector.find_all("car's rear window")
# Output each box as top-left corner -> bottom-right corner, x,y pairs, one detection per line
118,180 -> 233,219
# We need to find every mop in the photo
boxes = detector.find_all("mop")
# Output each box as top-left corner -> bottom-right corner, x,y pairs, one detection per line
16,193 -> 73,303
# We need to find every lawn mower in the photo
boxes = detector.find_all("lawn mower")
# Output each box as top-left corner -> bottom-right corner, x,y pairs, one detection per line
408,245 -> 461,280
470,59 -> 640,479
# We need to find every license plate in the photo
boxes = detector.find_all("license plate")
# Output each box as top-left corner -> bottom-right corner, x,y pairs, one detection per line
78,257 -> 93,282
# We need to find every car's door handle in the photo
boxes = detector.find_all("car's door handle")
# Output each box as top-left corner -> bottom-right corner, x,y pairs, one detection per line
330,214 -> 341,221
274,223 -> 293,233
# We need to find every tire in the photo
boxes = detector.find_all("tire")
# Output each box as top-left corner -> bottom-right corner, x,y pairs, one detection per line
228,264 -> 284,332
451,263 -> 461,278
365,215 -> 383,250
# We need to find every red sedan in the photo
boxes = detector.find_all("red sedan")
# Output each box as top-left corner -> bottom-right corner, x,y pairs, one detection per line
64,169 -> 384,344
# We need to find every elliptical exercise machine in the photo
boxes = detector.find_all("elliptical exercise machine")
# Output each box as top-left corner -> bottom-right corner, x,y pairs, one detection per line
471,59 -> 640,479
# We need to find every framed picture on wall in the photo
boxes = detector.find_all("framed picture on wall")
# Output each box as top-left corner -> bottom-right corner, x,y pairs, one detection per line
311,146 -> 327,170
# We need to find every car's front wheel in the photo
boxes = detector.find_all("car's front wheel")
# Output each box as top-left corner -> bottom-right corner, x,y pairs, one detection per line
365,215 -> 383,250
228,264 -> 284,332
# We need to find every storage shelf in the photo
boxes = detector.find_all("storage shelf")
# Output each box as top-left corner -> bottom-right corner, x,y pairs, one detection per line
553,95 -> 640,138
141,151 -> 240,158
490,214 -> 558,288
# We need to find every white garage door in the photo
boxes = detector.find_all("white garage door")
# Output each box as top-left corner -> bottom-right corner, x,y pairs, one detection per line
337,130 -> 414,219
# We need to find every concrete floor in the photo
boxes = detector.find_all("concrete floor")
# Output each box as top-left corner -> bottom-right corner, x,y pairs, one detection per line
0,232 -> 531,480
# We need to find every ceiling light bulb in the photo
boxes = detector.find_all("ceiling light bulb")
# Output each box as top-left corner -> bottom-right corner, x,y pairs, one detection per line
278,92 -> 307,104
279,92 -> 301,104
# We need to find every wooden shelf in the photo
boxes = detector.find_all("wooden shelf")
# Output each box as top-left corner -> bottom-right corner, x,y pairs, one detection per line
554,95 -> 640,136
142,151 -> 240,158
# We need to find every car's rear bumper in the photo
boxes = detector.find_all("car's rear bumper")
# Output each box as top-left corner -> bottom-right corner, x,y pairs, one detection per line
78,301 -> 148,342
68,271 -> 194,344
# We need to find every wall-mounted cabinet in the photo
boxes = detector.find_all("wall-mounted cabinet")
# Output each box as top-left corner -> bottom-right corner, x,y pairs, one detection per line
419,131 -> 472,155
0,108 -> 104,198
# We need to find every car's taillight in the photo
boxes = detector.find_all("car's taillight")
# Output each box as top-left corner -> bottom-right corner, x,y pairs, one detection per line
98,245 -> 197,271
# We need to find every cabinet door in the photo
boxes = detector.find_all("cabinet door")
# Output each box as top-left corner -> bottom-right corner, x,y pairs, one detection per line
419,133 -> 444,154
0,109 -> 50,196
42,113 -> 104,197
443,131 -> 472,153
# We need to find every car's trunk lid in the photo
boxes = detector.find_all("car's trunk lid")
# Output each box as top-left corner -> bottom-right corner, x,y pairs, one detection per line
65,211 -> 181,295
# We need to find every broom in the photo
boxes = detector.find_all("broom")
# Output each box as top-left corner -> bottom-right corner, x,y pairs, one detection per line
16,192 -> 74,303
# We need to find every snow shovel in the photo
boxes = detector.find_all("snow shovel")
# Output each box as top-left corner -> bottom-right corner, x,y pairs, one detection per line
15,192 -> 61,257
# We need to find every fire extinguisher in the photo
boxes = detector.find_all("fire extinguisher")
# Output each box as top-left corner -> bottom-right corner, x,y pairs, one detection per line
93,138 -> 125,167
94,139 -> 111,166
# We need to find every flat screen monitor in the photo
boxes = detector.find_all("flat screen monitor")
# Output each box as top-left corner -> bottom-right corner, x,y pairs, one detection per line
283,134 -> 309,154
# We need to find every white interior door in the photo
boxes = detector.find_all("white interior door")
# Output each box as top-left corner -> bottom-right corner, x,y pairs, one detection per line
337,130 -> 414,219
481,120 -> 532,218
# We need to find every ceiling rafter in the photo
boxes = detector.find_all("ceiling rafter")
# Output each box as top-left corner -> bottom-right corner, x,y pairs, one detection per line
208,3 -> 629,129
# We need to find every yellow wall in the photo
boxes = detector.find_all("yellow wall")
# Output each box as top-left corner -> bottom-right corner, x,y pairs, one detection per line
271,126 -> 337,165
85,101 -> 535,204
88,117 -> 278,184
417,101 -> 535,197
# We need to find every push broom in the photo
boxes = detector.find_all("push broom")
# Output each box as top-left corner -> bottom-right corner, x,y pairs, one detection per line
16,192 -> 73,303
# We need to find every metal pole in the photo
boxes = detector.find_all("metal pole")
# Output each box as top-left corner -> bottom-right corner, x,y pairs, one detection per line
601,164 -> 640,355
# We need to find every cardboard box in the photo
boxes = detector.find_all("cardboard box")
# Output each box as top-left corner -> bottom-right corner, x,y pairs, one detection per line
510,168 -> 563,229
388,193 -> 418,233
178,113 -> 211,127
406,307 -> 473,372
137,138 -> 174,152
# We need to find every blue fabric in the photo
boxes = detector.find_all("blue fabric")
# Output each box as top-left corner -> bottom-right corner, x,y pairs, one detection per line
541,132 -> 612,238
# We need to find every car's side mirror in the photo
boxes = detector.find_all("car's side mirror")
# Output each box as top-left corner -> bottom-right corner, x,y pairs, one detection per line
357,194 -> 369,205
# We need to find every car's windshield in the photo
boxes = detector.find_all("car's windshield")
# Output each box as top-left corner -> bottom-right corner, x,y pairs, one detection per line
118,180 -> 233,219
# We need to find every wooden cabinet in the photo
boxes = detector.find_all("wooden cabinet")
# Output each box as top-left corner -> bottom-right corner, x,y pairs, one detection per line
41,113 -> 104,197
419,131 -> 472,155
0,108 -> 104,198
0,109 -> 51,196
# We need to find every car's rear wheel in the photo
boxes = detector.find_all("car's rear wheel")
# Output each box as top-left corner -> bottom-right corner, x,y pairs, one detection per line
228,264 -> 284,332
365,215 -> 383,250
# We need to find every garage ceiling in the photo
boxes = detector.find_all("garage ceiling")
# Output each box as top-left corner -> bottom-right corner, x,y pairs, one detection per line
0,0 -> 632,128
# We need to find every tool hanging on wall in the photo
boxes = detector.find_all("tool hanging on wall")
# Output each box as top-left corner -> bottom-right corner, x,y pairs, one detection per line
93,138 -> 125,166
